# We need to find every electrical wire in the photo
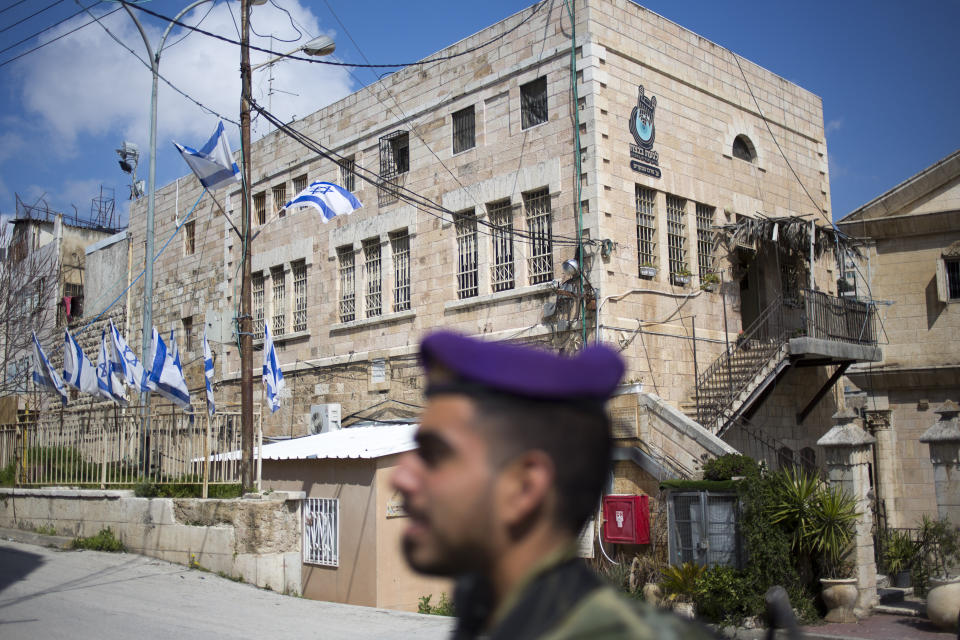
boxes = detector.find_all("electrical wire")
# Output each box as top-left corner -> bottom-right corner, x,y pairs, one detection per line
247,0 -> 300,42
0,3 -> 115,68
0,0 -> 66,34
0,0 -> 31,16
159,0 -> 217,53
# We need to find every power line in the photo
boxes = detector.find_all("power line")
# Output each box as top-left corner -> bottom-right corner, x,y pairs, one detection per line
0,1 -> 108,64
0,0 -> 31,16
0,0 -> 66,35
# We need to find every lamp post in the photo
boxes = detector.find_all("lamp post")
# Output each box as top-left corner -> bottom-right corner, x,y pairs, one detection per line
239,3 -> 334,489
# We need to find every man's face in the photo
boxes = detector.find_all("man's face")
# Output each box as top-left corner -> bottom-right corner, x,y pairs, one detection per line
390,394 -> 499,576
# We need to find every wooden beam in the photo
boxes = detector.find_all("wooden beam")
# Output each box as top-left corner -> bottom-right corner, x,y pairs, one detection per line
797,363 -> 851,425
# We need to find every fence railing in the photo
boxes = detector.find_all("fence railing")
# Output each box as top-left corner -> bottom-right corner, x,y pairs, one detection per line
804,289 -> 876,344
0,404 -> 260,489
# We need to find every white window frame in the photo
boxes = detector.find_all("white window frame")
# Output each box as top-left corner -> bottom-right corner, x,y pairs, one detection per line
303,498 -> 339,567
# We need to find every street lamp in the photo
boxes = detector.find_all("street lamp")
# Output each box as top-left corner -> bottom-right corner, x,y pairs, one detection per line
239,3 -> 335,489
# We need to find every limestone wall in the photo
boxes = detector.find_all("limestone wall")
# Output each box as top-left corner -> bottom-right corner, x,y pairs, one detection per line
0,488 -> 302,595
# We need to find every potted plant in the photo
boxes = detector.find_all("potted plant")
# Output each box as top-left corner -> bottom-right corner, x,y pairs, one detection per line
672,267 -> 692,286
917,516 -> 960,632
660,561 -> 705,618
700,272 -> 720,292
881,529 -> 916,588
639,262 -> 657,278
810,485 -> 860,623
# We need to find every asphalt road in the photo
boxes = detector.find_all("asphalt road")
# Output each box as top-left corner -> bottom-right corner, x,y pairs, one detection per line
0,539 -> 455,639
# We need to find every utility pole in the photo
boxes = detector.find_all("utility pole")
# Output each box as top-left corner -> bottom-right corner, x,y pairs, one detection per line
239,0 -> 255,490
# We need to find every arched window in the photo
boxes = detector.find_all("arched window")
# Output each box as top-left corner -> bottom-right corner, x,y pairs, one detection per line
777,446 -> 794,471
799,447 -> 817,472
732,135 -> 756,163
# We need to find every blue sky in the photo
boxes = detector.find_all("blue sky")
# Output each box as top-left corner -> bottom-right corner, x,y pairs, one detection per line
0,0 -> 957,227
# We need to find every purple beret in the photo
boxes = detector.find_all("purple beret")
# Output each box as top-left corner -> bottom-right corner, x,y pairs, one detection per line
420,331 -> 625,403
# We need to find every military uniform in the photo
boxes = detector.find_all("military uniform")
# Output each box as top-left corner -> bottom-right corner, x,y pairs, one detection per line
451,547 -> 717,640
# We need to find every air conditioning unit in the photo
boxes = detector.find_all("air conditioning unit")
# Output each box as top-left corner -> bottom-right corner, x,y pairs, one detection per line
309,403 -> 341,434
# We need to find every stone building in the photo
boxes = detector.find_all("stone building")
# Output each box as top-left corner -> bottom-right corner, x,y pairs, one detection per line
837,149 -> 960,528
128,0 -> 878,476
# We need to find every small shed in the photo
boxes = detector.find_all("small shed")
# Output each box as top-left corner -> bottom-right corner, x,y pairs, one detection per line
259,422 -> 451,611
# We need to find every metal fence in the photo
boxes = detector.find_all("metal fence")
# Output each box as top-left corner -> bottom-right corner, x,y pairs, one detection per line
0,404 -> 260,490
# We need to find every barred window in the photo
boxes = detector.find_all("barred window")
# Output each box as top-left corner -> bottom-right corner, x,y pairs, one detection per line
337,246 -> 356,323
488,200 -> 514,292
338,156 -> 355,193
696,203 -> 715,279
182,316 -> 193,351
303,498 -> 338,567
184,220 -> 195,255
254,192 -> 266,226
292,261 -> 307,332
273,183 -> 287,218
732,135 -> 756,163
666,195 -> 688,278
380,131 -> 409,177
252,272 -> 265,339
520,77 -> 548,129
363,238 -> 382,318
293,174 -> 308,195
636,186 -> 657,272
452,106 -> 476,154
391,230 -> 411,312
524,189 -> 553,284
271,266 -> 286,336
455,209 -> 479,299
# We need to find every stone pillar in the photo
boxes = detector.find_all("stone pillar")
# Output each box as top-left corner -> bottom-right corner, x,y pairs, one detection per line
865,409 -> 900,529
919,401 -> 960,524
817,409 -> 878,613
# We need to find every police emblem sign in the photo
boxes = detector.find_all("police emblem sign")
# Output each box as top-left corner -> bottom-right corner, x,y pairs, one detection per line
628,85 -> 661,179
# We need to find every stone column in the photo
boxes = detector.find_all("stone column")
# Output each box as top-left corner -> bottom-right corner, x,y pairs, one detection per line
865,409 -> 900,529
919,401 -> 960,524
817,409 -> 878,613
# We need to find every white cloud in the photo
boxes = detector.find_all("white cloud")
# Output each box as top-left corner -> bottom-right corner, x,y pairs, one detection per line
826,118 -> 843,134
10,2 -> 354,159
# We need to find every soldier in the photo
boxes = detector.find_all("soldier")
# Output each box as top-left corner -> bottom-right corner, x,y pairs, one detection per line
391,331 -> 716,639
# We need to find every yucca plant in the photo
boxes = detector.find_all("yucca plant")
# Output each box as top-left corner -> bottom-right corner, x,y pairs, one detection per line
809,484 -> 859,578
770,466 -> 823,555
660,562 -> 706,603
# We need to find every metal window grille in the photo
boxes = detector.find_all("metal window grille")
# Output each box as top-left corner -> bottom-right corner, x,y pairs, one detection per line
635,186 -> 657,270
452,106 -> 475,154
667,491 -> 743,569
363,238 -> 382,318
524,189 -> 553,284
455,210 -> 479,299
732,135 -> 755,162
185,220 -> 195,255
292,261 -> 307,332
391,230 -> 411,312
271,266 -> 286,336
488,200 -> 514,292
252,272 -> 265,339
303,498 -> 339,567
273,184 -> 286,218
947,259 -> 960,299
666,194 -> 687,277
696,203 -> 715,278
182,316 -> 193,351
292,174 -> 308,195
253,192 -> 266,225
338,157 -> 355,193
520,77 -> 548,129
337,246 -> 355,322
379,132 -> 408,206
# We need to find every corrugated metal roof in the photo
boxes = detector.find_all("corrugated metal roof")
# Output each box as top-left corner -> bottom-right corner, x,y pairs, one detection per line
259,423 -> 418,461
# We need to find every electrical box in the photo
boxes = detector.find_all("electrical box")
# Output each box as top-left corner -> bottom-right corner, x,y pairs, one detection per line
309,404 -> 341,434
602,494 -> 650,544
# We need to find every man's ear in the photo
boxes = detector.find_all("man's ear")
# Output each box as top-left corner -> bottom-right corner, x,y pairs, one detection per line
497,449 -> 555,529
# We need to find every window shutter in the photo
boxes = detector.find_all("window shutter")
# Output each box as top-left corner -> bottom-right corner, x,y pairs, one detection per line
936,257 -> 949,303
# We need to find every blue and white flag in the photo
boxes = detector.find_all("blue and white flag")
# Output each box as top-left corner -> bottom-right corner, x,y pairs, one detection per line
203,329 -> 215,416
262,324 -> 285,413
63,329 -> 98,396
173,121 -> 240,192
283,181 -> 361,222
109,320 -> 150,392
31,331 -> 67,405
146,328 -> 192,412
96,330 -> 128,406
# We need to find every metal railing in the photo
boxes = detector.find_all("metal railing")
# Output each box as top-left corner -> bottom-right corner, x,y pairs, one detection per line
0,404 -> 259,489
804,289 -> 876,344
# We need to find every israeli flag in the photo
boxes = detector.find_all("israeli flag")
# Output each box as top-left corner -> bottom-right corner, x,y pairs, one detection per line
31,331 -> 67,405
173,121 -> 240,192
262,324 -> 285,413
109,320 -> 150,392
283,181 -> 361,222
96,330 -> 128,406
63,329 -> 98,396
203,329 -> 215,416
146,328 -> 192,412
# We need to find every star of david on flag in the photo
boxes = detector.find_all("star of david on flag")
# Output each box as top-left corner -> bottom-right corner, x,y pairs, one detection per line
203,329 -> 216,417
96,330 -> 128,406
173,121 -> 241,192
283,181 -> 361,222
63,329 -> 98,396
262,324 -> 285,413
31,331 -> 67,405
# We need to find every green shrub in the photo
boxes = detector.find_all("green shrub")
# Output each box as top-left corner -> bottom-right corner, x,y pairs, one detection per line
881,529 -> 917,576
134,482 -> 242,499
694,565 -> 755,625
417,593 -> 455,616
701,454 -> 760,481
0,461 -> 14,487
72,528 -> 126,552
660,562 -> 706,603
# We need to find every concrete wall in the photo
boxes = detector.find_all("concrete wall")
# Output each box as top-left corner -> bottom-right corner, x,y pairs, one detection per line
84,232 -> 129,318
0,488 -> 302,594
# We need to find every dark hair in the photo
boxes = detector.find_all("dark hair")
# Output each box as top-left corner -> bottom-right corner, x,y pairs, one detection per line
468,391 -> 612,535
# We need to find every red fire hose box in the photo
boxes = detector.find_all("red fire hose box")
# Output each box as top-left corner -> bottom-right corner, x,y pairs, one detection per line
602,494 -> 650,544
